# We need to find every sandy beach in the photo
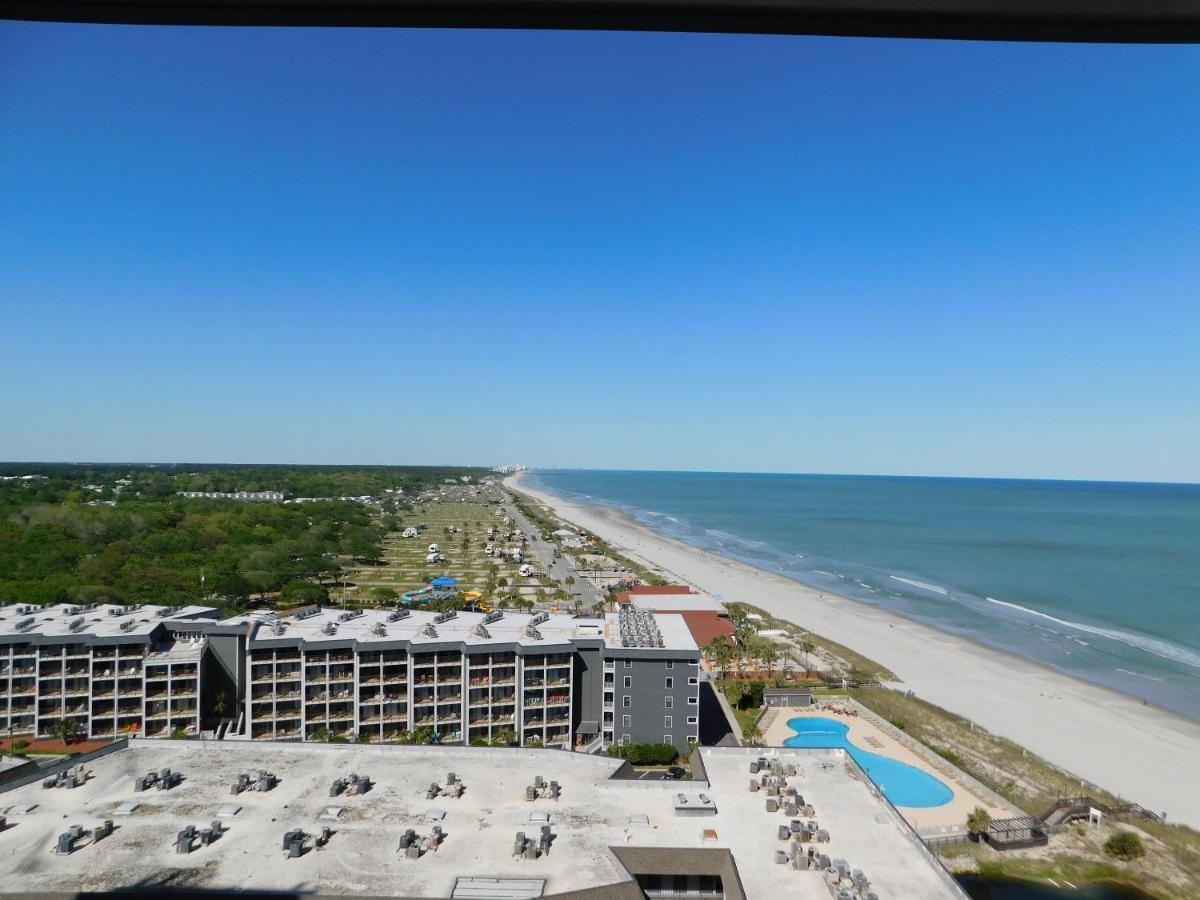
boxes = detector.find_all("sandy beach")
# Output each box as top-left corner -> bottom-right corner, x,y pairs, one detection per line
507,473 -> 1200,829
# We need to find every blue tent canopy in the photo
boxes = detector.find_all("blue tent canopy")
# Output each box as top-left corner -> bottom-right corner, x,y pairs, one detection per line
430,577 -> 457,588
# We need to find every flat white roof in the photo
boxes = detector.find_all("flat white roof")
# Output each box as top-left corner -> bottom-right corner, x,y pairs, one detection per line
603,611 -> 699,653
0,742 -> 962,900
0,603 -> 217,640
222,607 -> 698,653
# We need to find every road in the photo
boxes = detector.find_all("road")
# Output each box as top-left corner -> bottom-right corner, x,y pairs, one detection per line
501,496 -> 604,612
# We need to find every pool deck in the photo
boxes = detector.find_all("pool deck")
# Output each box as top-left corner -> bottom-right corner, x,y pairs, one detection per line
761,704 -> 1010,832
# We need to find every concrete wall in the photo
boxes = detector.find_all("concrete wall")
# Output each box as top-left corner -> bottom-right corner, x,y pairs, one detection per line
609,655 -> 700,751
573,646 -> 604,737
201,632 -> 245,727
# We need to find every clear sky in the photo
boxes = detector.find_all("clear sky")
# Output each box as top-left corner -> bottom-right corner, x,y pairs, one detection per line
1,24 -> 1198,482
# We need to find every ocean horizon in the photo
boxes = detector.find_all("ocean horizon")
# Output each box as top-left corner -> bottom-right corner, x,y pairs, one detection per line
526,469 -> 1200,720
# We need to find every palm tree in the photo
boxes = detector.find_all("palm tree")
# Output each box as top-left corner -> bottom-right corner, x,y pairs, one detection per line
966,806 -> 992,839
51,717 -> 81,746
799,639 -> 816,674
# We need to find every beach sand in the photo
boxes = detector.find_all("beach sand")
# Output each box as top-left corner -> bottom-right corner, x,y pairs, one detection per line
507,473 -> 1200,828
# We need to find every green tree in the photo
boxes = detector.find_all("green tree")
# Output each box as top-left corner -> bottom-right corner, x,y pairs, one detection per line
799,639 -> 816,673
281,580 -> 328,605
51,717 -> 82,745
966,806 -> 992,837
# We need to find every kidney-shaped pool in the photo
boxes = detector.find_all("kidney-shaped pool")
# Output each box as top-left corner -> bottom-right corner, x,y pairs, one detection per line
784,716 -> 954,808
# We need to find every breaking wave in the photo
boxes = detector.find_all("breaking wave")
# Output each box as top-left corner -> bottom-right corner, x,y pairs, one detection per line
985,597 -> 1200,671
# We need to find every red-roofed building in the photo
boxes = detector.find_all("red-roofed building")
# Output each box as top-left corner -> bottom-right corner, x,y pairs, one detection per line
615,585 -> 734,648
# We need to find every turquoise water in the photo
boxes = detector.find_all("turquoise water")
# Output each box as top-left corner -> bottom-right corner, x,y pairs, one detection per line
527,470 -> 1200,719
783,717 -> 954,808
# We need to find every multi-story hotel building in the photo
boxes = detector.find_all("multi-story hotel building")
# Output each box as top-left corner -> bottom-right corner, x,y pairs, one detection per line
0,602 -> 700,752
0,603 -> 220,741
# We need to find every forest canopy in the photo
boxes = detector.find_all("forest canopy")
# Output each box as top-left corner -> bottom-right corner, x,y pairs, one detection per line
0,463 -> 484,608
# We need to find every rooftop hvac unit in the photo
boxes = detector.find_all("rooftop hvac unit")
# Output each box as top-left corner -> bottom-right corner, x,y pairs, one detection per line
388,609 -> 411,622
422,624 -> 438,638
470,625 -> 491,639
69,617 -> 86,632
294,606 -> 319,620
433,610 -> 456,624
273,624 -> 286,636
338,610 -> 363,622
482,610 -> 503,625
16,617 -> 35,632
373,623 -> 387,637
322,623 -> 337,636
108,608 -> 122,616
120,619 -> 137,632
523,626 -> 543,641
529,611 -> 549,626
156,607 -> 172,617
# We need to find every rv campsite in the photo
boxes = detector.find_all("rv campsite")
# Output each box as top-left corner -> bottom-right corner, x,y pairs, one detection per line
338,495 -> 572,611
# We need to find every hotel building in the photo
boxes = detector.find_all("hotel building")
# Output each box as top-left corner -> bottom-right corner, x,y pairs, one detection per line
0,602 -> 700,752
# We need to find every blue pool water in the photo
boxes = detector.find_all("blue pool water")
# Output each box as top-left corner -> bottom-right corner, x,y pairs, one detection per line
784,717 -> 954,808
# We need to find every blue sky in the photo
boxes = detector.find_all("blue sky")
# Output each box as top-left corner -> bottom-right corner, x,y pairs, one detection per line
1,24 -> 1198,482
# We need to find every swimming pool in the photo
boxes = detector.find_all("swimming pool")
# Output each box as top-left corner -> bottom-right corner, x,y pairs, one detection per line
784,717 -> 954,808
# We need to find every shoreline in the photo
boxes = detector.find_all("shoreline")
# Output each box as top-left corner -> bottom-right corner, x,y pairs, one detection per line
506,472 -> 1200,828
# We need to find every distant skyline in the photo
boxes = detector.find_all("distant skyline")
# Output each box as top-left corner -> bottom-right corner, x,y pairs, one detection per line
2,25 -> 1198,482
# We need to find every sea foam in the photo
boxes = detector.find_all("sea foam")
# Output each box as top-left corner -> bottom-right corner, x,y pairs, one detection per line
985,597 -> 1200,671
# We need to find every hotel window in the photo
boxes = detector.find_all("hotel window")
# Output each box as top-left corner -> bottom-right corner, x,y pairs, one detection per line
665,661 -> 673,669
622,714 -> 631,727
664,677 -> 673,689
624,660 -> 632,668
664,715 -> 672,728
623,675 -> 631,688
663,735 -> 673,745
687,696 -> 698,705
664,696 -> 673,709
688,677 -> 698,685
622,734 -> 631,745
687,716 -> 698,725
622,695 -> 631,708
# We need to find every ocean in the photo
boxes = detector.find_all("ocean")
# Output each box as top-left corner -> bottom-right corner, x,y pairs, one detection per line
526,470 -> 1200,720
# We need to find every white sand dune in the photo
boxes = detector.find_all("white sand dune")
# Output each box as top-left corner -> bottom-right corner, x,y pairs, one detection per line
507,473 -> 1200,828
